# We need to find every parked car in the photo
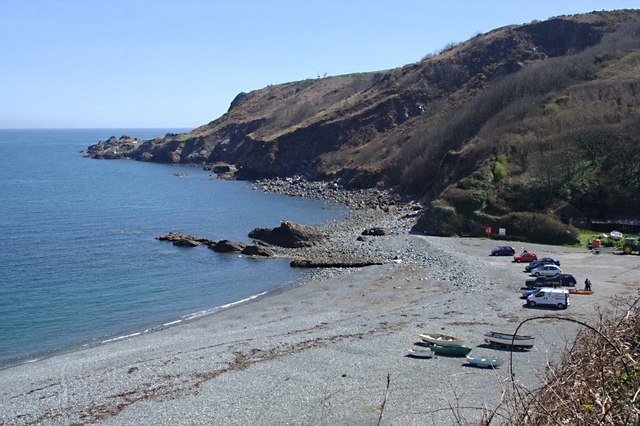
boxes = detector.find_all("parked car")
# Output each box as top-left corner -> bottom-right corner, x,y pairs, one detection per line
525,274 -> 577,289
526,288 -> 569,309
514,251 -> 538,263
530,264 -> 562,277
490,246 -> 515,256
525,257 -> 561,272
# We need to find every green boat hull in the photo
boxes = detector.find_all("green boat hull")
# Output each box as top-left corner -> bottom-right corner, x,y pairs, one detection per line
430,344 -> 472,356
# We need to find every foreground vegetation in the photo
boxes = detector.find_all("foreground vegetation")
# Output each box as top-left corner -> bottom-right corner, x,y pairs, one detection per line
489,295 -> 640,424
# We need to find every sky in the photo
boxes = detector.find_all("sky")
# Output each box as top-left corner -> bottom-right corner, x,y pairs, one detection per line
1,1 -> 638,129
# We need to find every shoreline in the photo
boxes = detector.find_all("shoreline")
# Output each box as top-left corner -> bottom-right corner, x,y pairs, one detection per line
1,194 -> 638,424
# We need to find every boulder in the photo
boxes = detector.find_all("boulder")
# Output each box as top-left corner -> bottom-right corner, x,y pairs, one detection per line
361,227 -> 391,236
173,238 -> 200,247
241,245 -> 274,257
212,240 -> 246,253
248,221 -> 325,248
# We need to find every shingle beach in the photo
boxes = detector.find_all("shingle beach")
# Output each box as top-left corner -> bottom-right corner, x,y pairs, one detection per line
1,205 -> 638,425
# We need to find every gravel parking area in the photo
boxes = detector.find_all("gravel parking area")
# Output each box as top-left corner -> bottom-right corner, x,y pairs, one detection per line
1,205 -> 638,425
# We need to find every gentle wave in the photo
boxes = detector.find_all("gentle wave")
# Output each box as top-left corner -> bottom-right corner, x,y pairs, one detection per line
98,291 -> 271,345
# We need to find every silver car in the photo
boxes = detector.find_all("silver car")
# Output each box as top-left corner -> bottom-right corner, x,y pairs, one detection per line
530,264 -> 562,277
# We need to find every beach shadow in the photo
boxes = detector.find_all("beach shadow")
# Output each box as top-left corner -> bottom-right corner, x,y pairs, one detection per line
461,363 -> 503,370
522,303 -> 567,311
476,343 -> 530,352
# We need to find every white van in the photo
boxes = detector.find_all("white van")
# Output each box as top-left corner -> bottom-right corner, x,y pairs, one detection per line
526,288 -> 569,309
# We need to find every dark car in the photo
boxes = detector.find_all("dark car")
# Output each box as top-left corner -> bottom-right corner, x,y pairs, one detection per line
490,246 -> 515,256
525,257 -> 561,272
525,274 -> 577,289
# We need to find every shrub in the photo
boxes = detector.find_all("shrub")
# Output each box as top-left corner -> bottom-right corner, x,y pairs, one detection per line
441,187 -> 487,214
412,201 -> 463,236
498,211 -> 579,244
493,160 -> 507,181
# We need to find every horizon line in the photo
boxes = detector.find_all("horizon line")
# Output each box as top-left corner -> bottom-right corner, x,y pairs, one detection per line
0,126 -> 195,131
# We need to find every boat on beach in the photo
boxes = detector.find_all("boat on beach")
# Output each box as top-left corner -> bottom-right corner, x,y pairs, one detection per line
484,331 -> 535,349
466,355 -> 504,368
419,332 -> 465,346
429,344 -> 472,356
407,348 -> 435,358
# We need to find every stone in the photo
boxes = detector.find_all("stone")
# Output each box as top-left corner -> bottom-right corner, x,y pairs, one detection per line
361,227 -> 391,236
248,221 -> 325,248
241,245 -> 274,257
212,240 -> 246,253
173,238 -> 199,247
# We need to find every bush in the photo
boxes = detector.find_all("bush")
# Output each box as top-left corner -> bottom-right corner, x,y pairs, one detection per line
412,201 -> 463,236
498,211 -> 579,244
441,187 -> 487,215
493,160 -> 507,181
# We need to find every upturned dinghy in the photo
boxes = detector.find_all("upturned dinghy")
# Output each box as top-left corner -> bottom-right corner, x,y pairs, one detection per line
407,348 -> 435,358
419,332 -> 465,346
429,344 -> 472,356
466,355 -> 504,368
484,331 -> 535,349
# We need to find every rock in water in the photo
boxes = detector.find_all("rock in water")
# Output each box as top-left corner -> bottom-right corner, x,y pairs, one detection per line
248,221 -> 325,248
156,232 -> 217,247
241,245 -> 274,257
212,240 -> 246,253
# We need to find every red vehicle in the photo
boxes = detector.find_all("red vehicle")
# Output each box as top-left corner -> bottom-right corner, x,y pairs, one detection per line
514,251 -> 537,263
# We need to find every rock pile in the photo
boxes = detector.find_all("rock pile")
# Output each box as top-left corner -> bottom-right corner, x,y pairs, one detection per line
252,176 -> 419,211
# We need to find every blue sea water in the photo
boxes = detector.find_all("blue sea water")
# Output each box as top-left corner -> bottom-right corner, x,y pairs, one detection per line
0,129 -> 345,367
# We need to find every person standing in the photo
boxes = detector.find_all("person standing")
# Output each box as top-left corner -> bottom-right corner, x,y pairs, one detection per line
584,278 -> 592,291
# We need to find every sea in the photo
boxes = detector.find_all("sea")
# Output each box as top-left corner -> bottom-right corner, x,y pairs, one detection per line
0,129 -> 346,368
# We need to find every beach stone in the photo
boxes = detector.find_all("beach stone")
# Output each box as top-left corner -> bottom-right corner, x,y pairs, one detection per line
241,245 -> 274,257
248,221 -> 325,248
361,227 -> 391,236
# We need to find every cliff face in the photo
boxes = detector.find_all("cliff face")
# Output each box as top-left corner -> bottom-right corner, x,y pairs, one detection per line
86,10 -> 640,213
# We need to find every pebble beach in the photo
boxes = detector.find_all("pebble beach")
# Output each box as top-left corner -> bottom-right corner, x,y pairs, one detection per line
1,192 -> 638,425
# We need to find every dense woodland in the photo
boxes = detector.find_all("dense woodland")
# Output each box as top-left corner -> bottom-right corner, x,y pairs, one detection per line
88,10 -> 640,243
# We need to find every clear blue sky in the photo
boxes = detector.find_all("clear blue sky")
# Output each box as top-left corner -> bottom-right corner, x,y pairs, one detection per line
1,0 -> 638,129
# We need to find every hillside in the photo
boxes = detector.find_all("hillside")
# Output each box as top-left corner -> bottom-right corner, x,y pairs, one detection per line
86,9 -> 640,241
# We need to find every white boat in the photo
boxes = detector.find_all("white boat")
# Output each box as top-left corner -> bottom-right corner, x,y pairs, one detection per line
484,331 -> 535,349
466,355 -> 504,368
419,332 -> 465,346
407,348 -> 435,358
610,230 -> 623,240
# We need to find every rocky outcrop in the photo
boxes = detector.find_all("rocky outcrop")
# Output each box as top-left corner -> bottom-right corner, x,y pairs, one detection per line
83,135 -> 143,160
241,245 -> 274,257
156,232 -> 217,247
212,240 -> 246,253
248,221 -> 325,248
